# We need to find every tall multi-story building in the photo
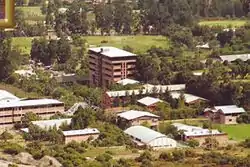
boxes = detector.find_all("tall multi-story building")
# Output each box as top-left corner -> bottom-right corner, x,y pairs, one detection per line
89,46 -> 137,88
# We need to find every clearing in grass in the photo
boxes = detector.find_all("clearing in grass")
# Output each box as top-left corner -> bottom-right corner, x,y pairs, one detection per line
84,35 -> 169,54
12,36 -> 169,55
218,124 -> 250,141
199,20 -> 246,27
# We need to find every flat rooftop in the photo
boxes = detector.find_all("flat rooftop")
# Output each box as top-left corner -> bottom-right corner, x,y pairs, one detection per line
62,128 -> 100,136
89,46 -> 136,58
0,99 -> 64,109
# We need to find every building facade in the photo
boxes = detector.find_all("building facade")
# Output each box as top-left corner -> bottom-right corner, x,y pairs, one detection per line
62,128 -> 100,144
89,47 -> 137,88
0,97 -> 64,126
204,105 -> 246,124
172,123 -> 228,145
117,110 -> 159,129
102,84 -> 186,109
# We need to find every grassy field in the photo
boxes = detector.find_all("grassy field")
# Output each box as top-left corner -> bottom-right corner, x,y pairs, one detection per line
17,6 -> 45,23
84,35 -> 169,54
199,20 -> 247,27
218,124 -> 250,141
0,83 -> 39,98
12,36 -> 169,54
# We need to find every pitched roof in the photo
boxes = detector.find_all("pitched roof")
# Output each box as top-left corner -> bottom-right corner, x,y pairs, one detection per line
62,128 -> 100,136
204,105 -> 246,114
0,99 -> 64,109
124,126 -> 166,144
106,84 -> 185,97
89,47 -> 136,58
137,96 -> 162,106
117,110 -> 159,120
170,92 -> 208,103
0,90 -> 20,102
32,119 -> 72,129
219,54 -> 250,62
116,78 -> 139,86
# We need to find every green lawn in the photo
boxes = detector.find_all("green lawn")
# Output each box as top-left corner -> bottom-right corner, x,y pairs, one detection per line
83,146 -> 136,158
218,124 -> 250,141
199,20 -> 247,27
17,6 -> 45,22
84,35 -> 169,54
12,36 -> 169,55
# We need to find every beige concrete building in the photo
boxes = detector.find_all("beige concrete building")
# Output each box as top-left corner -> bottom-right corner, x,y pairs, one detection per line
62,128 -> 100,144
204,105 -> 246,124
172,123 -> 228,145
0,90 -> 64,126
89,47 -> 137,88
117,110 -> 159,129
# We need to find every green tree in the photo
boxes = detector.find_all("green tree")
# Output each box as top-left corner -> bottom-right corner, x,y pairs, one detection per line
71,108 -> 96,129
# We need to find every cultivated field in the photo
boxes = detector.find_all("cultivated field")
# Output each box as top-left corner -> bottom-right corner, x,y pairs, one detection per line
12,36 -> 169,54
199,20 -> 247,27
218,124 -> 250,141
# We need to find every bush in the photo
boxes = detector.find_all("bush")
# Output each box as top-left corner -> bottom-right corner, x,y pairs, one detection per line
0,131 -> 14,141
101,40 -> 108,43
136,151 -> 153,162
172,149 -> 185,161
3,144 -> 24,155
187,139 -> 200,148
159,152 -> 173,161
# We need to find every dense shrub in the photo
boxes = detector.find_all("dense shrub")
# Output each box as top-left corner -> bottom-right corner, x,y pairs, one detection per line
3,143 -> 24,155
187,139 -> 200,148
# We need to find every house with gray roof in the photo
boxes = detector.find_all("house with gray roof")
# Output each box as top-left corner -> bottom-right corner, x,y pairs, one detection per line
62,128 -> 100,144
117,110 -> 159,129
124,125 -> 177,149
204,105 -> 246,124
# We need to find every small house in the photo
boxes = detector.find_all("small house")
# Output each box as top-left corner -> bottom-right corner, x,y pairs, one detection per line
172,123 -> 228,145
117,110 -> 159,129
204,105 -> 246,124
137,96 -> 163,111
62,128 -> 100,144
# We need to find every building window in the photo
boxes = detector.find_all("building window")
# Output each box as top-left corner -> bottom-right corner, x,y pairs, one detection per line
229,119 -> 232,122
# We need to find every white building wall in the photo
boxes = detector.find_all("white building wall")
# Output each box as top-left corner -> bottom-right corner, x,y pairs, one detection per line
148,137 -> 177,148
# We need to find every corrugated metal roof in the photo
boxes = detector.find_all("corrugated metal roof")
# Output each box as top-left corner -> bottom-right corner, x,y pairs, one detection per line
137,96 -> 162,106
62,128 -> 100,136
106,84 -> 185,97
89,47 -> 136,58
124,126 -> 166,144
172,123 -> 224,137
32,118 -> 72,129
204,105 -> 245,114
117,110 -> 159,120
0,99 -> 64,109
116,79 -> 139,86
0,90 -> 20,102
170,92 -> 208,103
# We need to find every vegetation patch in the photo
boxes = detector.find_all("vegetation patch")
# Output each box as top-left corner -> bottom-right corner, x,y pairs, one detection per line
17,6 -> 45,22
198,20 -> 247,27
